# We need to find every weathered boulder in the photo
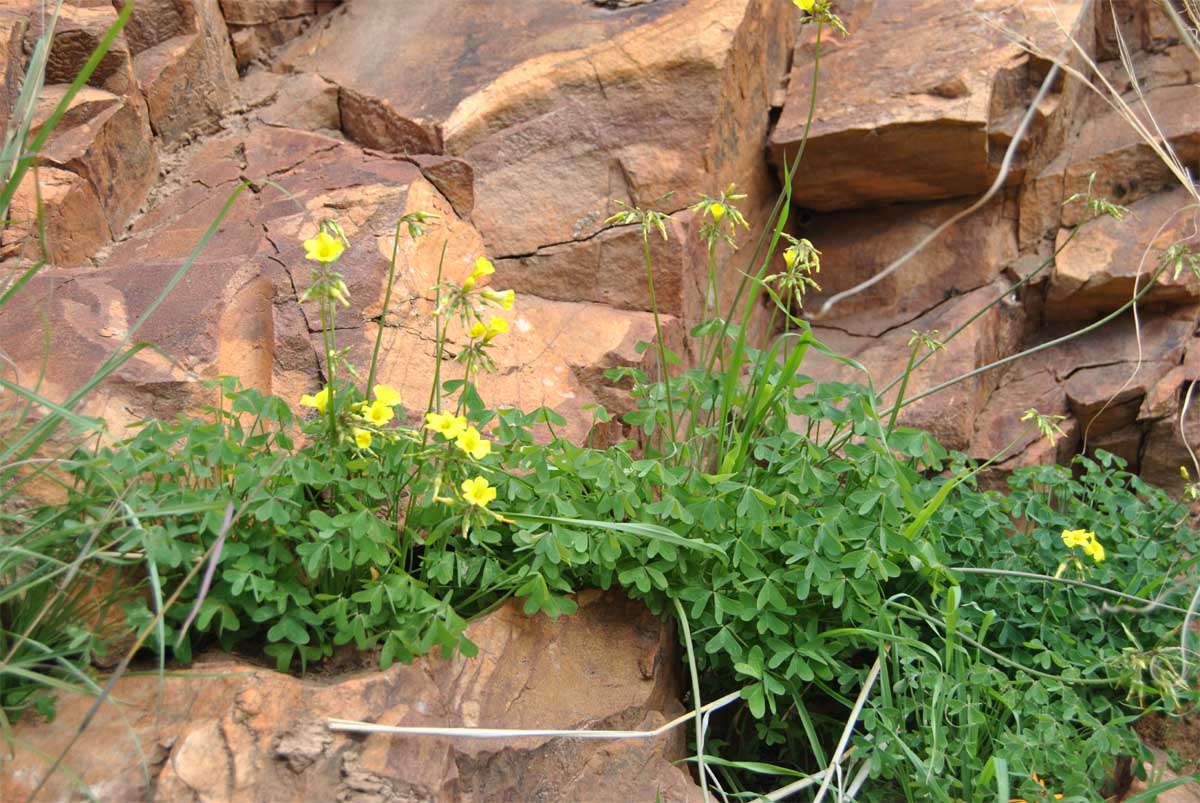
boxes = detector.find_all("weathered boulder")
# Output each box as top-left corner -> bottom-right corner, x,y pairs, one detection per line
770,0 -> 1084,211
34,1 -> 136,95
280,0 -> 792,261
0,256 -> 288,436
125,0 -> 240,144
803,279 -> 1028,451
1048,185 -> 1200,320
32,84 -> 158,248
235,68 -> 340,132
3,165 -> 108,266
1020,83 -> 1200,247
219,0 -> 335,69
970,363 -> 1076,474
970,308 -> 1196,478
0,590 -> 701,803
3,126 -> 668,443
799,195 -> 1018,334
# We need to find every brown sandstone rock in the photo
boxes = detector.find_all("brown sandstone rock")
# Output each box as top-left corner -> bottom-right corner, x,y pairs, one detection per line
799,196 -> 1018,335
1065,360 -> 1174,439
4,125 -> 667,442
31,84 -> 158,250
282,0 -> 791,261
237,68 -> 340,131
770,0 -> 1084,211
1048,186 -> 1200,320
970,364 -> 1076,471
804,279 -> 1028,451
32,2 -> 136,95
0,590 -> 699,803
219,0 -> 328,69
128,0 -> 239,143
0,256 -> 285,436
3,166 -> 108,265
1020,84 -> 1200,247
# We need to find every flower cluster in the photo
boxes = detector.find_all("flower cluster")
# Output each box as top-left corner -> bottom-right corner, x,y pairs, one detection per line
425,411 -> 492,462
1061,528 -> 1106,563
690,184 -> 749,252
425,411 -> 495,507
300,383 -> 404,451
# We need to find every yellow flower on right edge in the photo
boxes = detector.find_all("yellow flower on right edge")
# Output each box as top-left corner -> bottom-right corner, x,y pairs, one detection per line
1061,528 -> 1105,563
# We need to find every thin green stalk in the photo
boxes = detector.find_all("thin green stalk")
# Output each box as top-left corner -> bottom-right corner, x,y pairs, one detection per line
886,342 -> 921,435
366,218 -> 406,391
893,259 -> 1171,415
878,223 -> 1077,399
673,598 -> 709,803
641,230 -> 677,447
426,241 -> 450,414
708,18 -> 824,465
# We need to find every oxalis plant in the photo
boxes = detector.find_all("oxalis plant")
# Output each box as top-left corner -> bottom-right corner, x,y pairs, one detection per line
6,1 -> 1200,801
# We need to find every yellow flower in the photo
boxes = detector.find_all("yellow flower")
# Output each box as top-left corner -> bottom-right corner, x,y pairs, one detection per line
486,317 -> 509,339
481,288 -> 515,310
303,230 -> 344,264
462,257 -> 495,292
1182,465 -> 1191,481
461,476 -> 497,507
468,320 -> 487,339
710,202 -> 726,223
793,0 -> 816,11
1082,537 -> 1106,563
456,426 -> 491,460
783,248 -> 799,270
1061,529 -> 1093,549
425,411 -> 467,440
353,428 -> 372,449
471,257 -> 495,280
363,400 -> 395,427
299,386 -> 331,414
373,384 -> 402,407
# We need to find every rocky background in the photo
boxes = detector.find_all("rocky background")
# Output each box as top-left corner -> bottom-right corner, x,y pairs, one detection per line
1,0 -> 1198,493
0,1 -> 1199,799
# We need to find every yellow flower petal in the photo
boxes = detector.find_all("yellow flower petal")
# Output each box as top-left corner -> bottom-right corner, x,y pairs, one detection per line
365,400 -> 394,427
468,321 -> 487,339
461,475 -> 497,507
471,257 -> 495,280
486,317 -> 509,338
456,427 -> 491,461
299,386 -> 330,414
793,0 -> 816,11
1061,529 -> 1094,549
353,428 -> 372,449
425,411 -> 466,439
303,230 -> 344,264
481,288 -> 515,310
710,203 -> 725,223
373,384 -> 402,407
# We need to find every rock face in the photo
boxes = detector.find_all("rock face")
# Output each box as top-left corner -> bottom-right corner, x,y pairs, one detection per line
1,0 -> 788,448
782,0 -> 1200,490
0,590 -> 702,803
770,0 -> 1083,211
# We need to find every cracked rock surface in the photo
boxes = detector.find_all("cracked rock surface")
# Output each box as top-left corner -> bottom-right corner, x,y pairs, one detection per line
1,590 -> 699,803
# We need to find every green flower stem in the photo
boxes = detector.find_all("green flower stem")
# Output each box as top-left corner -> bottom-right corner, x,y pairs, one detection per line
892,259 -> 1171,415
706,17 -> 825,469
641,229 -> 678,447
367,219 -> 406,392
